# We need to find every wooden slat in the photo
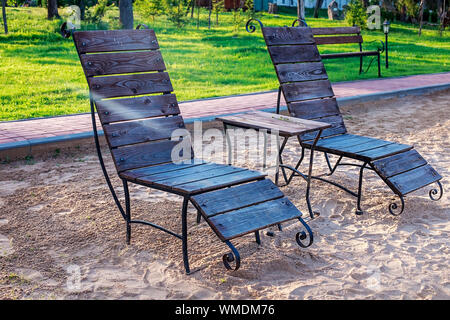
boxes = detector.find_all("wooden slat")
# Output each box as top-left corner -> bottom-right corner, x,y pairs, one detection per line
88,72 -> 173,99
154,166 -> 246,188
282,80 -> 334,103
218,111 -> 330,137
73,29 -> 159,54
179,170 -> 266,194
103,116 -> 185,148
337,139 -> 392,154
138,163 -> 227,183
111,139 -> 190,172
372,150 -> 428,179
268,45 -> 321,64
288,98 -> 340,119
120,160 -> 206,181
321,51 -> 379,59
312,134 -> 372,149
192,179 -> 284,217
209,197 -> 301,241
314,35 -> 363,45
388,164 -> 442,195
356,143 -> 413,161
262,27 -> 314,46
311,27 -> 360,35
95,94 -> 180,124
300,115 -> 347,141
276,62 -> 328,83
80,50 -> 166,77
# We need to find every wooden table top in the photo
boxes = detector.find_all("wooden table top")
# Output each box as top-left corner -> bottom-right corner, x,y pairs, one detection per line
217,111 -> 331,137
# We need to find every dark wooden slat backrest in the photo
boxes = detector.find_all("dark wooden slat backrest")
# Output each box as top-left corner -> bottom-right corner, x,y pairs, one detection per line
262,26 -> 347,140
311,26 -> 363,46
73,29 -> 190,172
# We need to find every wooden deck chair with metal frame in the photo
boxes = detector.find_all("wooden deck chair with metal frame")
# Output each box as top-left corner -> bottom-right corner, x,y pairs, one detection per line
60,23 -> 314,274
246,19 -> 443,217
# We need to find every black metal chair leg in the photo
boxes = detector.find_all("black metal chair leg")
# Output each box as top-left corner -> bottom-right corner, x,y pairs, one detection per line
196,210 -> 202,224
123,179 -> 131,245
181,197 -> 191,274
276,86 -> 282,114
255,230 -> 261,245
223,240 -> 241,271
356,162 -> 368,215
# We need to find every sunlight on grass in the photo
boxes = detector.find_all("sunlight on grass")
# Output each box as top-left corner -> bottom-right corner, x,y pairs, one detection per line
0,7 -> 448,120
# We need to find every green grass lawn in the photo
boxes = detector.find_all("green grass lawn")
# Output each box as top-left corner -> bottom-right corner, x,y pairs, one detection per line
0,7 -> 449,121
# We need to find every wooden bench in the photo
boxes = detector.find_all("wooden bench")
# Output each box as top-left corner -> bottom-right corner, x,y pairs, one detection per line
310,26 -> 383,78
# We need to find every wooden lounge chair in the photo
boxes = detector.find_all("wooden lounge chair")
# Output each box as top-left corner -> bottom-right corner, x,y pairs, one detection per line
62,24 -> 314,273
247,19 -> 443,216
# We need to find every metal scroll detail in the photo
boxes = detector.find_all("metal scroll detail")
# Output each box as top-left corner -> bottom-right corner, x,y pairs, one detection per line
388,195 -> 405,216
245,18 -> 264,33
60,21 -> 76,38
292,18 -> 309,27
296,217 -> 314,248
429,181 -> 443,201
223,241 -> 241,271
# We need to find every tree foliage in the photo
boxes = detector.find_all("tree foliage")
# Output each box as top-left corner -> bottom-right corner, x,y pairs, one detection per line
135,0 -> 164,22
345,0 -> 367,28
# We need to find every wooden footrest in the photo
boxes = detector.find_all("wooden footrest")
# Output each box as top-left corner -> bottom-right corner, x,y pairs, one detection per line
372,149 -> 442,196
191,179 -> 303,241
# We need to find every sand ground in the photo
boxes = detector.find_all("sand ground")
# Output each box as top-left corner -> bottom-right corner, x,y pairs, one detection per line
0,90 -> 449,300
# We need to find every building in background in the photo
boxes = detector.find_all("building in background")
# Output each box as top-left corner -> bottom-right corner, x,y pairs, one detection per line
265,0 -> 350,10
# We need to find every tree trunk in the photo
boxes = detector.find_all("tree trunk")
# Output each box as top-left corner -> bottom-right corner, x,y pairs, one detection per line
313,0 -> 324,18
297,0 -> 305,22
418,0 -> 426,36
119,0 -> 134,29
79,0 -> 86,20
47,0 -> 59,19
1,0 -> 7,34
208,0 -> 212,29
439,0 -> 446,36
191,0 -> 195,18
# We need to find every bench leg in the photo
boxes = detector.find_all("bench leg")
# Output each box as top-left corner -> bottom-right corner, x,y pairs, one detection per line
123,179 -> 131,245
181,197 -> 191,274
377,52 -> 381,77
359,56 -> 363,74
356,162 -> 368,215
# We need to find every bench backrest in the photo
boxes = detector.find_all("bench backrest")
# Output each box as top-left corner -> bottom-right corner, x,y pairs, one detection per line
73,29 -> 190,173
261,26 -> 347,140
311,26 -> 362,46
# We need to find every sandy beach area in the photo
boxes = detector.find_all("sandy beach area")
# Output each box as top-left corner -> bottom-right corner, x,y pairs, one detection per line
0,90 -> 449,300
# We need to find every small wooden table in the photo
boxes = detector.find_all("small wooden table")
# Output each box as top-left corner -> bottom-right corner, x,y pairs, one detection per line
217,111 -> 331,218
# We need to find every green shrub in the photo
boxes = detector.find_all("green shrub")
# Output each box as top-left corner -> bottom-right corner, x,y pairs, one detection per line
345,0 -> 367,28
163,0 -> 188,28
135,0 -> 164,22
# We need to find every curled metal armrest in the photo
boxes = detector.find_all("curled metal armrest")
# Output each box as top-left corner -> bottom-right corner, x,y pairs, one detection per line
246,18 -> 264,33
364,39 -> 385,54
292,18 -> 308,27
136,24 -> 150,30
60,22 -> 76,39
